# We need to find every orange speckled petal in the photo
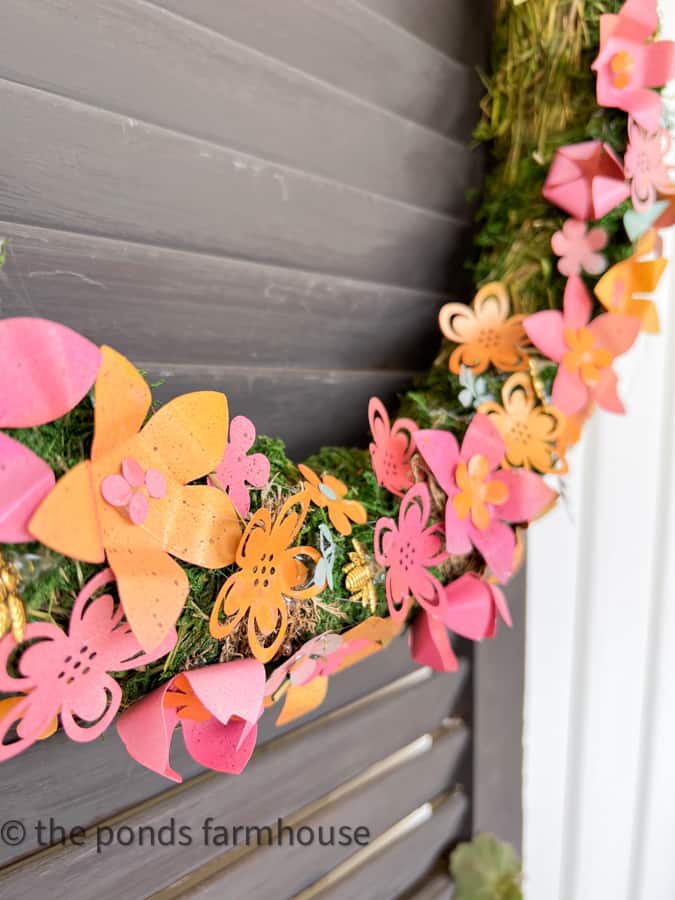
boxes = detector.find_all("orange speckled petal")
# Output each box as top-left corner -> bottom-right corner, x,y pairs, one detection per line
156,484 -> 241,568
29,461 -> 105,563
275,676 -> 328,726
92,347 -> 151,462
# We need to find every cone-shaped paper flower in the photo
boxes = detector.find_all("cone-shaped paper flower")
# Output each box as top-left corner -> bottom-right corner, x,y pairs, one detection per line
117,660 -> 265,782
524,276 -> 641,416
415,415 -> 556,582
29,347 -> 242,652
0,569 -> 176,761
543,142 -> 630,221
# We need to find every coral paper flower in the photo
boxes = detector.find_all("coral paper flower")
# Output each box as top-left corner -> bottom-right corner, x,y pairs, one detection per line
0,317 -> 102,542
211,415 -> 270,518
117,659 -> 265,783
409,573 -> 511,673
479,373 -> 566,473
374,483 -> 447,622
368,397 -> 418,497
210,491 -> 322,662
592,0 -> 675,133
298,464 -> 367,536
594,229 -> 667,333
551,220 -> 608,277
0,569 -> 176,761
524,276 -> 641,416
543,141 -> 630,221
439,282 -> 529,376
415,415 -> 556,582
29,347 -> 242,652
264,617 -> 401,725
624,118 -> 674,212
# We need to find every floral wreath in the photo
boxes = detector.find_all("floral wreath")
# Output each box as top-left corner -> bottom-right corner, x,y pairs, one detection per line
0,0 -> 673,782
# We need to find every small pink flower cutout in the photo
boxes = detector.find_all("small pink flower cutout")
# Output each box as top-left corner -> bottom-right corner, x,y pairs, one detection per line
368,397 -> 418,497
101,457 -> 167,525
624,118 -> 674,213
374,482 -> 448,622
551,220 -> 608,277
211,415 -> 270,518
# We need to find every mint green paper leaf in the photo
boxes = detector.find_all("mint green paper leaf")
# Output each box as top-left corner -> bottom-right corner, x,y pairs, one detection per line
450,833 -> 523,900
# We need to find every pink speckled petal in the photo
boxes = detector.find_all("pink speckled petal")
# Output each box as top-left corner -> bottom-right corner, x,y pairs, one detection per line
128,492 -> 149,525
122,457 -> 145,488
409,612 -> 458,673
101,474 -> 133,508
0,434 -> 56,543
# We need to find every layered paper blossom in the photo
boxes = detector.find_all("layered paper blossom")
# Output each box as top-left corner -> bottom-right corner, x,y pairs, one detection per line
624,118 -> 674,212
298,464 -> 367,536
117,660 -> 265,782
374,483 -> 447,622
368,397 -> 418,497
264,618 -> 400,725
0,569 -> 176,761
551,220 -> 608,277
29,347 -> 242,652
439,283 -> 528,375
415,416 -> 556,582
543,142 -> 630,220
594,229 -> 667,333
211,415 -> 270,518
479,373 -> 566,473
524,276 -> 641,416
0,318 -> 101,542
592,0 -> 675,132
409,573 -> 512,673
209,491 -> 321,662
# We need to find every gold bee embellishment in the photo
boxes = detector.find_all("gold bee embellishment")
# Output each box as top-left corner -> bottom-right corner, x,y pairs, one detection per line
0,551 -> 27,643
342,539 -> 377,614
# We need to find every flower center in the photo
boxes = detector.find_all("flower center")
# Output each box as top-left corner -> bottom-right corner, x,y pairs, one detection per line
562,328 -> 612,386
476,326 -> 501,350
164,676 -> 212,722
55,643 -> 98,685
250,551 -> 279,594
101,457 -> 167,525
452,454 -> 509,531
319,482 -> 338,501
610,50 -> 633,89
397,538 -> 417,573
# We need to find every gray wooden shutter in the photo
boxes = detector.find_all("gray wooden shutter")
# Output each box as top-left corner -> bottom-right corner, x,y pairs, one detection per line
0,1 -> 505,896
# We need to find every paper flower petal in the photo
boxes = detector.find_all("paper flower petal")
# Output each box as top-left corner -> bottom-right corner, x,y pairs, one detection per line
0,434 -> 56,543
0,318 -> 101,428
409,612 -> 458,673
440,574 -> 496,640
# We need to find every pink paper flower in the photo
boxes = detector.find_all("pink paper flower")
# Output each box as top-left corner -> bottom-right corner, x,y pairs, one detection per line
0,569 -> 176,761
374,483 -> 447,622
101,457 -> 167,525
414,416 -> 556,582
409,574 -> 512,673
551,220 -> 608,277
524,275 -> 641,417
543,141 -> 630,221
624,118 -> 674,212
368,397 -> 418,497
592,0 -> 675,133
117,659 -> 265,783
0,318 -> 101,542
211,415 -> 270,518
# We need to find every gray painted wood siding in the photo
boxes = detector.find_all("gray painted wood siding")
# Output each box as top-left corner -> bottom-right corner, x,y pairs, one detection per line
0,1 -> 496,895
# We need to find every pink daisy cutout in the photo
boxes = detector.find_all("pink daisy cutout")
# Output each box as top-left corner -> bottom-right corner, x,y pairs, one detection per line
368,397 -> 418,497
524,275 -> 641,417
551,219 -> 608,277
624,117 -> 674,213
101,456 -> 167,525
374,483 -> 448,622
414,415 -> 556,583
211,415 -> 270,518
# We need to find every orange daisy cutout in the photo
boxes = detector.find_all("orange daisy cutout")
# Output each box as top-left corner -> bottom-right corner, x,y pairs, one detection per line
29,346 -> 242,652
479,373 -> 566,473
439,282 -> 529,375
452,455 -> 509,531
297,464 -> 367,536
210,491 -> 322,663
594,229 -> 667,333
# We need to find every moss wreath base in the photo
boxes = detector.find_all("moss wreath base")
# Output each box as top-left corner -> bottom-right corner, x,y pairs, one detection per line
0,0 -> 673,779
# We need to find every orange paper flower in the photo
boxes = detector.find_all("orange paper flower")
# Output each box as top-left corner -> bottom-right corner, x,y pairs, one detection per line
594,229 -> 667,333
479,373 -> 567,473
29,347 -> 242,652
298,464 -> 367,536
210,491 -> 322,662
439,282 -> 529,375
